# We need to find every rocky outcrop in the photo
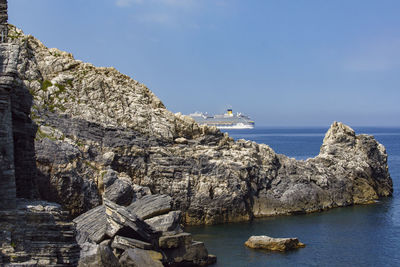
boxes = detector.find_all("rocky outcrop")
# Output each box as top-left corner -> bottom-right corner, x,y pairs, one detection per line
3,25 -> 392,226
74,196 -> 216,266
244,236 -> 305,251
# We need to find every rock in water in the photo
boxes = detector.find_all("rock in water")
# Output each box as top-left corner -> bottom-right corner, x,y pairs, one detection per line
244,236 -> 305,252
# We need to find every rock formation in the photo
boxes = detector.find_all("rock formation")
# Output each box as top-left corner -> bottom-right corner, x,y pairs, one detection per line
74,197 -> 216,266
244,236 -> 305,252
0,2 -> 394,264
2,24 -> 392,226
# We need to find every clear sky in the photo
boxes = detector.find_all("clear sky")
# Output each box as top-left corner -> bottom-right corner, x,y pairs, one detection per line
9,0 -> 400,126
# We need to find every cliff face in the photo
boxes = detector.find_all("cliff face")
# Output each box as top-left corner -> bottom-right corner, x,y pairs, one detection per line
0,42 -> 80,266
6,25 -> 393,226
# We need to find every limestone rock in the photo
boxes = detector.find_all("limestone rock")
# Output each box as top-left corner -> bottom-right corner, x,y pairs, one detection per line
119,248 -> 163,267
159,232 -> 192,249
74,205 -> 107,244
128,194 -> 172,220
145,210 -> 183,234
78,240 -> 120,267
111,235 -> 152,251
0,200 -> 80,266
132,184 -> 151,200
105,179 -> 134,206
102,169 -> 118,188
164,240 -> 211,266
74,200 -> 159,246
104,199 -> 160,244
244,235 -> 305,251
175,137 -> 188,144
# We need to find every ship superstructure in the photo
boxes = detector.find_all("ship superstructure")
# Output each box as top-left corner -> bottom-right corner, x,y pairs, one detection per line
189,109 -> 255,129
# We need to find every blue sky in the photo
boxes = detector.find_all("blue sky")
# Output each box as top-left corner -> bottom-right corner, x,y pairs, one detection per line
9,0 -> 400,126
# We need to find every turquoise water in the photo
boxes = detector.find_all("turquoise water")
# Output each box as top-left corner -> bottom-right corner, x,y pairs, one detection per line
186,127 -> 400,267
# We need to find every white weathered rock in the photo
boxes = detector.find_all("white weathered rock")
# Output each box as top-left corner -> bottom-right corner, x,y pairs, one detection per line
244,235 -> 305,251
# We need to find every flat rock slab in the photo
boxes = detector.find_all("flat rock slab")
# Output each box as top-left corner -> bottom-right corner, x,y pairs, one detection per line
73,205 -> 107,244
164,240 -> 212,266
244,235 -> 305,252
112,235 -> 152,250
128,194 -> 172,220
145,210 -> 182,233
159,232 -> 192,249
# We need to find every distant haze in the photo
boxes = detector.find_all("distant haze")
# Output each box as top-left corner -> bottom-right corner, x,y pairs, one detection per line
10,0 -> 400,126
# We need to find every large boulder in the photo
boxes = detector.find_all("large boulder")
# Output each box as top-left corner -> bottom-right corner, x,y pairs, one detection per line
159,232 -> 192,249
104,179 -> 134,206
119,248 -> 163,267
244,235 -> 305,252
163,240 -> 216,266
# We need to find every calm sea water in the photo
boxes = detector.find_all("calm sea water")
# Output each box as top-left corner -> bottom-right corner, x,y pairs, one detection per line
186,127 -> 400,267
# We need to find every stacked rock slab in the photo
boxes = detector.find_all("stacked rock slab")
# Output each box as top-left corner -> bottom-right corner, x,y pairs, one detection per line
74,195 -> 216,266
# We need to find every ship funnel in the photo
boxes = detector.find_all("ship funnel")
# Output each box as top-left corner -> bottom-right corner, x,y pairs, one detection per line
227,109 -> 233,115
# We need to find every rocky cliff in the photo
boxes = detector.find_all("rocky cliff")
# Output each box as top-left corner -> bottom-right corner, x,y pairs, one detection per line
4,25 -> 392,226
0,19 -> 394,265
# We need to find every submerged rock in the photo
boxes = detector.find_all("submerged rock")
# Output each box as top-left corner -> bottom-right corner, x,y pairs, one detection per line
244,235 -> 305,251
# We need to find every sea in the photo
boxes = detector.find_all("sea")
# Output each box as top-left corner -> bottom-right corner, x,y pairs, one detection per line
186,127 -> 400,267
